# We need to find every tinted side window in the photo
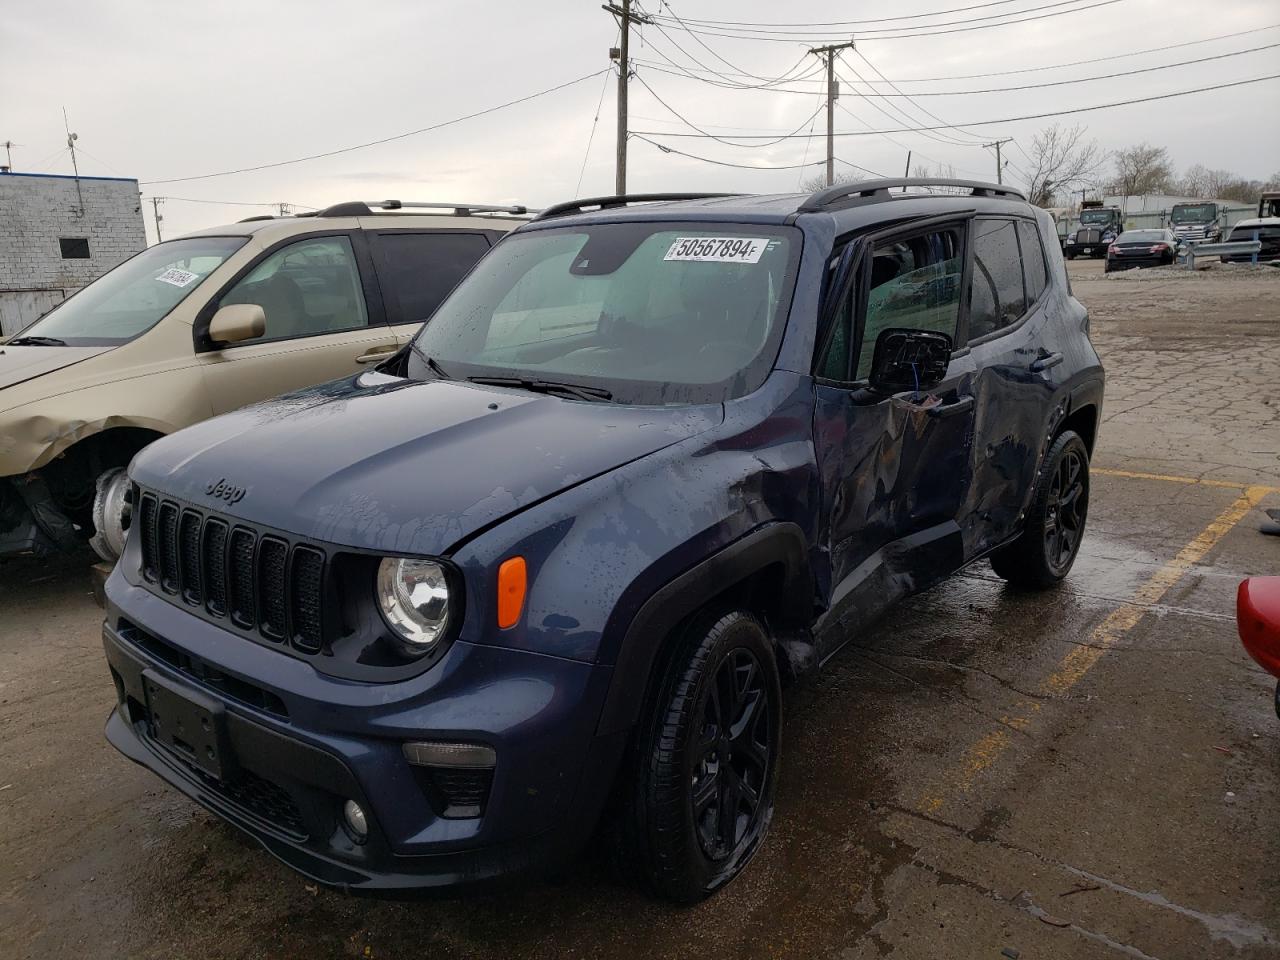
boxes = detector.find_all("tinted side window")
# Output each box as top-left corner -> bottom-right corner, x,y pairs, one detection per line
854,228 -> 962,380
968,219 -> 1026,341
1018,220 -> 1048,303
818,295 -> 853,380
220,235 -> 368,342
375,233 -> 491,326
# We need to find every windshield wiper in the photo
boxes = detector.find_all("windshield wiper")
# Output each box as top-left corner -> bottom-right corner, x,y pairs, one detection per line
409,342 -> 452,380
7,335 -> 68,346
468,375 -> 614,403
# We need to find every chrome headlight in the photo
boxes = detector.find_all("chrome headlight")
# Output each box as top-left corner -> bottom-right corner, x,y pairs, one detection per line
377,558 -> 451,652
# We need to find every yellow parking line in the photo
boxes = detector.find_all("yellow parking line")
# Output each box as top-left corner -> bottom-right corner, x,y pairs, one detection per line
918,483 -> 1272,815
1092,467 -> 1280,494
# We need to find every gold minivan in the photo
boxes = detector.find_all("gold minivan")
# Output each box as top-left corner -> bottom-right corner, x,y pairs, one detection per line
0,201 -> 526,561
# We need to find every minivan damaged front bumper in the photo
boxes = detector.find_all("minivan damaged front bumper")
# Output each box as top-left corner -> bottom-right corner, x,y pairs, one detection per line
100,574 -> 626,891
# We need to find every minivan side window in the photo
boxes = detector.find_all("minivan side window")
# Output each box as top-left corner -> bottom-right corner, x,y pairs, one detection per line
1018,219 -> 1048,303
852,228 -> 963,380
968,218 -> 1026,341
374,232 -> 491,327
220,235 -> 369,342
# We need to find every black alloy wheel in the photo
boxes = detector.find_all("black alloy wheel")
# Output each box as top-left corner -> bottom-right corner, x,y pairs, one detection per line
691,647 -> 772,862
990,430 -> 1091,589
619,609 -> 782,903
1043,445 -> 1088,575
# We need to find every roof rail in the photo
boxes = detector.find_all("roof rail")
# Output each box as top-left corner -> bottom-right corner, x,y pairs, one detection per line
237,214 -> 277,223
799,178 -> 1026,213
531,193 -> 742,222
311,200 -> 531,218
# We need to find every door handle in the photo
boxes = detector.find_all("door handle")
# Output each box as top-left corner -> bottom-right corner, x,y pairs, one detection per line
926,395 -> 975,419
1030,352 -> 1064,373
356,347 -> 398,364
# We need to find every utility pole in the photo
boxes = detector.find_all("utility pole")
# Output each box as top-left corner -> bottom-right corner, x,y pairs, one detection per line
984,138 -> 1013,184
151,197 -> 163,242
2,141 -> 13,171
807,40 -> 856,187
63,108 -> 84,217
604,1 -> 651,195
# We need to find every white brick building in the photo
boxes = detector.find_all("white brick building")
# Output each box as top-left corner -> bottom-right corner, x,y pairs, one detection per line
0,171 -> 147,336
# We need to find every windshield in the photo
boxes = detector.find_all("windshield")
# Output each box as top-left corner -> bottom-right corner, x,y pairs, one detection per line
406,222 -> 801,405
1171,204 -> 1214,223
1117,230 -> 1168,243
1080,210 -> 1115,225
19,237 -> 247,346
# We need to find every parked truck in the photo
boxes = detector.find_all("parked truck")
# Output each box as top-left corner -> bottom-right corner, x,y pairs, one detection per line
1064,201 -> 1122,259
1169,201 -> 1224,244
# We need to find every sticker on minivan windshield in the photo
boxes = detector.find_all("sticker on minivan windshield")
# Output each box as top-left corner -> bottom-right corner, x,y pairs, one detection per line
155,268 -> 200,287
663,237 -> 769,264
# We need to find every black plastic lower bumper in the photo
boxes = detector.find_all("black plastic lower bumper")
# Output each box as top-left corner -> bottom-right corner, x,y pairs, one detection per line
102,625 -> 623,892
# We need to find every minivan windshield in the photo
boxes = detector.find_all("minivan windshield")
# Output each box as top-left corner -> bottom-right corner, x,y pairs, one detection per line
18,236 -> 247,346
406,222 -> 801,405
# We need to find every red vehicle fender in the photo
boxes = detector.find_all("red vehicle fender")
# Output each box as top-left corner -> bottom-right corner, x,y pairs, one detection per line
1237,577 -> 1280,678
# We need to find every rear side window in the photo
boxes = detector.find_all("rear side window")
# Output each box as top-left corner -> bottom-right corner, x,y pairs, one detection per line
374,233 -> 491,326
968,218 -> 1026,341
1017,220 -> 1048,303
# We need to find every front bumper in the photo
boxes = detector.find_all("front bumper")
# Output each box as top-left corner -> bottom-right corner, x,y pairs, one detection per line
1105,256 -> 1167,271
101,574 -> 626,891
1066,242 -> 1109,258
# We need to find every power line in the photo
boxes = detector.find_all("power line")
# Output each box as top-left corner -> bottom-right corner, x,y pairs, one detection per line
639,10 -> 817,90
143,69 -> 610,185
149,196 -> 320,209
650,0 -> 813,86
839,41 -> 1280,97
642,0 -> 1128,43
627,23 -> 1280,91
633,70 -> 826,146
851,22 -> 1280,82
576,65 -> 614,196
835,57 -> 983,149
649,0 -> 1117,37
834,102 -> 992,178
632,72 -> 1280,138
633,133 -> 884,175
652,0 -> 1028,29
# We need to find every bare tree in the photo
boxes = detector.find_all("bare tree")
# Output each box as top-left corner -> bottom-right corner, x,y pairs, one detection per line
799,173 -> 832,193
1020,123 -> 1105,207
1111,143 -> 1174,195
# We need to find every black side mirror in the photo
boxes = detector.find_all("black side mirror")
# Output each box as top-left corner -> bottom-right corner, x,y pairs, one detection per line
868,328 -> 953,394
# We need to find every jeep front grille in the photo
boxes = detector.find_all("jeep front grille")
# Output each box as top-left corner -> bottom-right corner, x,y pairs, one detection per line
136,492 -> 326,654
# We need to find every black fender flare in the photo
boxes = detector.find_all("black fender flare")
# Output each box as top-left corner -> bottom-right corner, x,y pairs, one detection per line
594,521 -> 811,736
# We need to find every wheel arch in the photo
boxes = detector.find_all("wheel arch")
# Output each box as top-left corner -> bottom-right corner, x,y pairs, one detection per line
595,522 -> 812,737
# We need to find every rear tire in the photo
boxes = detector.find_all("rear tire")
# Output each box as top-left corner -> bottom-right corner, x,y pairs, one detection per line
619,610 -> 781,903
989,431 -> 1090,590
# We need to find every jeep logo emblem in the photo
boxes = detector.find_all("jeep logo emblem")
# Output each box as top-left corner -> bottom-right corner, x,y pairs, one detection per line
205,478 -> 246,505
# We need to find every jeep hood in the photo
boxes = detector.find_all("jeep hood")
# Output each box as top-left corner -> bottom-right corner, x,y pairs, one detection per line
131,375 -> 723,557
0,345 -> 115,391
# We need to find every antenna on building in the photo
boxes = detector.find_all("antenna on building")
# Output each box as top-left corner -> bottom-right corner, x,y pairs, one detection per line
62,107 -> 85,218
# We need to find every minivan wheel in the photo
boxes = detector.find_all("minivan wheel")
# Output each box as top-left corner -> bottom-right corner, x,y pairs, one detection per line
622,610 -> 781,903
88,467 -> 132,563
989,430 -> 1090,589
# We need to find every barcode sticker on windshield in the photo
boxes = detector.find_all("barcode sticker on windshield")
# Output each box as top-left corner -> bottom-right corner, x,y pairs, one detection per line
155,268 -> 199,287
664,237 -> 769,264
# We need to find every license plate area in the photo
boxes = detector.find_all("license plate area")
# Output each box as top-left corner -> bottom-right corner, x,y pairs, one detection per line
143,668 -> 234,780
1083,247 -> 1093,254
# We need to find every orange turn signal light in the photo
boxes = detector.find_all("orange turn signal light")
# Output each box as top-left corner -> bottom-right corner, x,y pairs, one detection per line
497,556 -> 527,629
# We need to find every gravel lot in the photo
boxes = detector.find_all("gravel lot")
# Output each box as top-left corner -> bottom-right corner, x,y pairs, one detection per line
1,258 -> 1277,960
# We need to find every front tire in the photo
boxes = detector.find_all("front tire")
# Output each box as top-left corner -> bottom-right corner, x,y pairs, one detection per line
621,610 -> 781,903
88,467 -> 132,562
990,431 -> 1090,589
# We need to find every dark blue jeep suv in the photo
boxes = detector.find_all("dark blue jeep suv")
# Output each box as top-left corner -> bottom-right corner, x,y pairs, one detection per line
102,180 -> 1103,902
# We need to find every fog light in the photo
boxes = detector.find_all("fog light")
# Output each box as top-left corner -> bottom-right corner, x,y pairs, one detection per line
342,799 -> 368,842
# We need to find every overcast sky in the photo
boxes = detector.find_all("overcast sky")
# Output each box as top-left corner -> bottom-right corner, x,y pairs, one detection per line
4,0 -> 1277,241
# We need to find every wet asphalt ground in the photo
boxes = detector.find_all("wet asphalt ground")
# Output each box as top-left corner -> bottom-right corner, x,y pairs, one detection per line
1,259 -> 1278,960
